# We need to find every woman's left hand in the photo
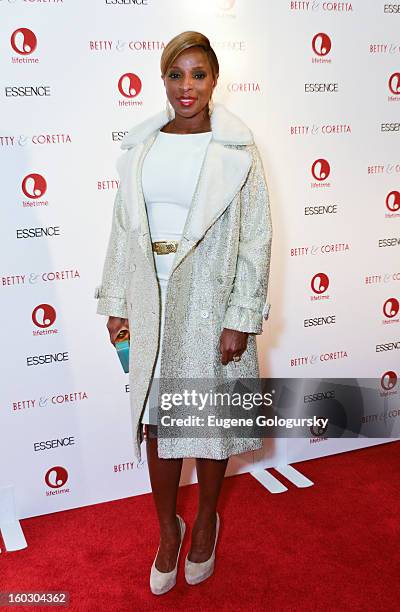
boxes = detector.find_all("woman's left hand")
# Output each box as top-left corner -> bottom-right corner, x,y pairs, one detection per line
219,328 -> 249,365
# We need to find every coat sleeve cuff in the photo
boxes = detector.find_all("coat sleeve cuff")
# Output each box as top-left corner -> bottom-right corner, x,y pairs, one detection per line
223,304 -> 264,335
94,286 -> 128,319
262,302 -> 271,321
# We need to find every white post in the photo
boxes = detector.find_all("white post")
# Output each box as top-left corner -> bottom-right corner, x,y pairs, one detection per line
0,484 -> 27,552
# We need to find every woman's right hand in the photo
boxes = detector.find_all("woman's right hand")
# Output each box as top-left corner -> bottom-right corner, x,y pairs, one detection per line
107,316 -> 130,345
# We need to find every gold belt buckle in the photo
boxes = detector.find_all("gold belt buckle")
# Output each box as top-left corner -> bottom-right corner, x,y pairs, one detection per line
152,240 -> 179,255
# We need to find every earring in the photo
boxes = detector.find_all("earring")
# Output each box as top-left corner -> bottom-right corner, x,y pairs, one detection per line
166,99 -> 175,120
208,97 -> 214,117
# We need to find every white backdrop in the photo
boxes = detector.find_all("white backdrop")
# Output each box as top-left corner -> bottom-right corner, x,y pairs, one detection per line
1,0 -> 399,520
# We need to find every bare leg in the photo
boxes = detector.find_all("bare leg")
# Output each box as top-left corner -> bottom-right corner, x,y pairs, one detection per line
146,425 -> 184,572
188,457 -> 229,562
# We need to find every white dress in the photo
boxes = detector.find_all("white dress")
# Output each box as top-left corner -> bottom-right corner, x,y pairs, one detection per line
141,129 -> 212,424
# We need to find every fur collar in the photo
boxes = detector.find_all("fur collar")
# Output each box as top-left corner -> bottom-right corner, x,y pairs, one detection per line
120,102 -> 254,149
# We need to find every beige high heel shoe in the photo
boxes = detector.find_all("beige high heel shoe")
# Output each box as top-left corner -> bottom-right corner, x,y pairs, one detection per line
185,512 -> 220,585
150,514 -> 186,596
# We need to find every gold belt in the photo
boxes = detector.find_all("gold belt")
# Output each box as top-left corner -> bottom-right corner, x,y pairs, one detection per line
152,240 -> 179,255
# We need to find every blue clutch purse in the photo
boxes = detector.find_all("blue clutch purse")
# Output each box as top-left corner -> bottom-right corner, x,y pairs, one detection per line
115,329 -> 130,373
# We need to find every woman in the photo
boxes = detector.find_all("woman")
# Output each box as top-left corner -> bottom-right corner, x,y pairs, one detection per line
95,31 -> 273,595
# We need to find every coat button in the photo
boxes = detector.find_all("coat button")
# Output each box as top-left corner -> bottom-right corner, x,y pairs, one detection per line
200,309 -> 209,318
131,263 -> 136,272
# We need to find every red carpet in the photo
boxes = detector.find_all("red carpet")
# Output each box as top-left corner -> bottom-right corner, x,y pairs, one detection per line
1,442 -> 399,611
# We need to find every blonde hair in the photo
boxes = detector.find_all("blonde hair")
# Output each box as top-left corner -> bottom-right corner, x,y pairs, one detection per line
160,31 -> 219,81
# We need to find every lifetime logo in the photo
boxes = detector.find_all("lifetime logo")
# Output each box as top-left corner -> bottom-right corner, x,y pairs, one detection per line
312,159 -> 331,181
217,0 -> 236,10
118,72 -> 142,98
312,33 -> 332,56
45,466 -> 70,496
10,28 -> 37,55
381,371 -> 398,391
311,272 -> 330,295
32,303 -> 56,328
388,72 -> 400,95
382,297 -> 400,321
32,303 -> 59,336
386,190 -> 400,212
22,173 -> 47,199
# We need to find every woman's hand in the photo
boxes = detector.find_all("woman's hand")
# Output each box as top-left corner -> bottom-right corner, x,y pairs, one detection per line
219,328 -> 249,365
107,316 -> 130,345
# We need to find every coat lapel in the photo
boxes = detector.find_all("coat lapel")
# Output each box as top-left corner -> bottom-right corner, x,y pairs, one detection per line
120,103 -> 254,276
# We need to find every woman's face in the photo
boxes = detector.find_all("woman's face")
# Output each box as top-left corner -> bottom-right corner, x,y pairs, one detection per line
162,47 -> 217,119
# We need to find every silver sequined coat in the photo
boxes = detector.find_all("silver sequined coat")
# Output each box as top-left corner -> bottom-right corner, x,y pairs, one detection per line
95,103 -> 273,463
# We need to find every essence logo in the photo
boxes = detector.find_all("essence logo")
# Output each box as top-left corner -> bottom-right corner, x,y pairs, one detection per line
388,72 -> 400,101
34,437 -> 75,452
5,86 -> 50,97
382,297 -> 400,324
16,226 -> 60,238
304,82 -> 338,93
304,314 -> 336,328
376,339 -> 400,353
381,122 -> 400,132
386,190 -> 400,218
304,204 -> 338,216
311,33 -> 332,63
311,272 -> 330,301
32,303 -> 59,336
213,40 -> 246,52
384,4 -> 400,13
311,158 -> 331,188
10,28 -> 39,63
22,173 -> 47,198
117,73 -> 143,107
111,130 -> 128,142
378,236 -> 400,248
26,352 -> 69,367
45,466 -> 70,496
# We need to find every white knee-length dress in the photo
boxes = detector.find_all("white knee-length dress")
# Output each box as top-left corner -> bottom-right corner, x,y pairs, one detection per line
140,129 -> 212,424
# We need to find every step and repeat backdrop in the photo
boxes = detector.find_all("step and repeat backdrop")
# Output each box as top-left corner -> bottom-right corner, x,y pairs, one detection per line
1,0 -> 399,519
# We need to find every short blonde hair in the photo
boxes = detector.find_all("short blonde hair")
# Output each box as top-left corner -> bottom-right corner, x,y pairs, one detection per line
160,31 -> 219,80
